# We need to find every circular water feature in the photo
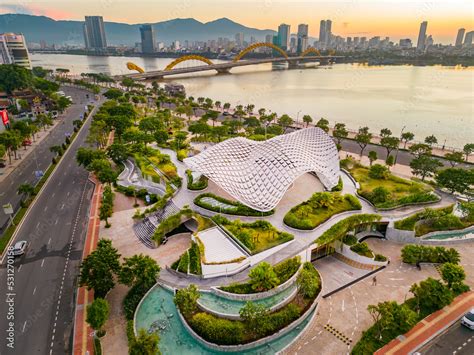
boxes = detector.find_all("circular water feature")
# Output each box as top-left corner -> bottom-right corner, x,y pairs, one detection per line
135,284 -> 314,354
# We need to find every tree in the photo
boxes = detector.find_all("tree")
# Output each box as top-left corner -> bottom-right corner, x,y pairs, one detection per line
173,131 -> 188,150
409,143 -> 432,158
239,302 -> 269,335
444,152 -> 464,167
440,263 -> 466,289
424,135 -> 438,147
302,114 -> 312,127
278,114 -> 293,128
367,301 -> 418,341
355,126 -> 372,156
386,155 -> 395,170
410,277 -> 453,317
371,186 -> 390,204
463,143 -> 474,162
380,136 -> 400,159
333,123 -> 348,146
130,329 -> 160,355
368,151 -> 377,166
119,254 -> 160,289
248,262 -> 279,292
435,168 -> 474,194
380,128 -> 392,138
0,144 -> 5,160
0,64 -> 33,93
88,158 -> 117,184
174,284 -> 200,317
17,183 -> 35,201
103,88 -> 123,100
49,145 -> 63,157
79,239 -> 121,298
107,143 -> 128,164
315,118 -> 329,132
105,114 -> 133,139
223,102 -> 231,112
410,155 -> 442,181
76,148 -> 107,168
401,131 -> 415,149
296,263 -> 320,298
154,130 -> 169,145
99,200 -> 113,228
86,298 -> 109,334
32,66 -> 48,78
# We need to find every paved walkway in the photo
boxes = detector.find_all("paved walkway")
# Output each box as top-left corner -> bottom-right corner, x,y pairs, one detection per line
376,291 -> 474,355
72,177 -> 101,355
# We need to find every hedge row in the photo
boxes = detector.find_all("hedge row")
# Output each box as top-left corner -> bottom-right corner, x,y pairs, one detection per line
194,193 -> 274,216
189,242 -> 202,275
401,244 -> 460,265
115,184 -> 159,204
186,170 -> 208,191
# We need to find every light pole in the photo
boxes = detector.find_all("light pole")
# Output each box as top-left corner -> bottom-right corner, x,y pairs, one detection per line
296,110 -> 302,127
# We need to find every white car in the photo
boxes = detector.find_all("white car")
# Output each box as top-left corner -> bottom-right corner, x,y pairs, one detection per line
11,241 -> 28,257
461,308 -> 474,330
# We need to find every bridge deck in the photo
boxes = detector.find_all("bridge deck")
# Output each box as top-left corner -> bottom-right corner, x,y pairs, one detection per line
118,55 -> 343,80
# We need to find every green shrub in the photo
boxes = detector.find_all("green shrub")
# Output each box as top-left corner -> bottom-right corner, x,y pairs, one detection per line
401,245 -> 460,265
195,193 -> 274,216
297,262 -> 321,299
350,242 -> 373,258
331,176 -> 343,191
369,164 -> 389,179
177,252 -> 189,274
188,242 -> 202,275
342,234 -> 358,246
374,254 -> 387,262
186,170 -> 208,190
123,284 -> 150,320
190,312 -> 245,345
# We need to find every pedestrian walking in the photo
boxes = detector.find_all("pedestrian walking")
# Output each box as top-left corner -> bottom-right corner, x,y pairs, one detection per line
372,276 -> 377,286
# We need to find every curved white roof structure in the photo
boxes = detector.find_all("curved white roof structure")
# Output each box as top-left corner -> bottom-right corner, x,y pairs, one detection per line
184,127 -> 340,212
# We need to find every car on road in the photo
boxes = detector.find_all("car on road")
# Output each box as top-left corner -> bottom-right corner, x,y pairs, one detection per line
0,161 -> 6,168
11,241 -> 28,256
222,111 -> 231,116
461,308 -> 474,329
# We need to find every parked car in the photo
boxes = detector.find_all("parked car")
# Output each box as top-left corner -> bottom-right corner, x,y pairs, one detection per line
51,111 -> 58,118
222,111 -> 231,116
11,241 -> 28,257
461,308 -> 474,330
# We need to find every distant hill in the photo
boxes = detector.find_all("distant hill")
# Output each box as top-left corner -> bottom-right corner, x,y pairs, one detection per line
0,14 -> 276,46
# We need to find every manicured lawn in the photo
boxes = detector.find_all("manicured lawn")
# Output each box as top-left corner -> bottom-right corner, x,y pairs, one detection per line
350,166 -> 437,208
212,215 -> 293,254
284,192 -> 362,230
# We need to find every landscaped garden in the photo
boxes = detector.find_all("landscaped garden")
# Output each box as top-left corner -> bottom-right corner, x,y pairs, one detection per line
171,241 -> 202,275
212,215 -> 294,254
344,161 -> 438,209
220,256 -> 301,294
400,244 -> 461,265
194,193 -> 274,216
284,192 -> 362,230
342,235 -> 387,261
175,262 -> 321,346
186,169 -> 208,190
134,148 -> 182,187
394,202 -> 474,236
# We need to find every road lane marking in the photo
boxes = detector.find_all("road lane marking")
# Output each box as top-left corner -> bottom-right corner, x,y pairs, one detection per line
22,321 -> 27,332
33,287 -> 36,295
48,237 -> 51,244
41,259 -> 45,267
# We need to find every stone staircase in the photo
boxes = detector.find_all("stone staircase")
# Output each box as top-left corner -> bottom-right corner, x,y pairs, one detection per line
132,201 -> 181,249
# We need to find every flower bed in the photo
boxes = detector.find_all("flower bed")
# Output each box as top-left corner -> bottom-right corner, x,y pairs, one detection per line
284,192 -> 361,230
212,215 -> 294,254
194,193 -> 274,216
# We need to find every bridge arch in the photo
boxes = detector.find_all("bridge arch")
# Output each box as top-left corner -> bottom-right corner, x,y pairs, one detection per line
301,47 -> 322,57
233,42 -> 288,62
165,55 -> 214,71
126,62 -> 145,73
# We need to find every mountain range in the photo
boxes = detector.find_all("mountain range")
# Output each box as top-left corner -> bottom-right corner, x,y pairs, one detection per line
0,14 -> 277,46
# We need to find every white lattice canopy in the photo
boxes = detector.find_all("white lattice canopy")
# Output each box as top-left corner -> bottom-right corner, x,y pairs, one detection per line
184,127 -> 340,212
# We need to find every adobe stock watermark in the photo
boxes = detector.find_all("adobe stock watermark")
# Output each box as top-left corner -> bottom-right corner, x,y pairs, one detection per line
5,247 -> 16,349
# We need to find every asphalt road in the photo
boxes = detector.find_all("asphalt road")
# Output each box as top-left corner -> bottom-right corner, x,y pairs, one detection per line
418,319 -> 474,355
0,88 -> 91,234
0,87 -> 104,355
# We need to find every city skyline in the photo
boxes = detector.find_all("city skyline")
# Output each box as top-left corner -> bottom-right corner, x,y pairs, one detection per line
0,0 -> 472,44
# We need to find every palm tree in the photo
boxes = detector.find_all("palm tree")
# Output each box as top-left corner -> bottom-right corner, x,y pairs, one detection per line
215,101 -> 221,111
223,102 -> 231,113
302,115 -> 313,127
18,183 -> 35,201
49,145 -> 63,157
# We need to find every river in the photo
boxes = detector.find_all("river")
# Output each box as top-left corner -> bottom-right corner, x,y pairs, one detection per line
31,53 -> 473,148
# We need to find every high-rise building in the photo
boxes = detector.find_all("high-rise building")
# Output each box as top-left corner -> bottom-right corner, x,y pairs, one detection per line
140,25 -> 156,54
83,16 -> 107,50
416,21 -> 428,52
0,33 -> 31,68
464,31 -> 474,47
277,24 -> 291,50
265,34 -> 273,43
235,33 -> 244,47
319,20 -> 326,45
325,20 -> 332,45
399,38 -> 412,49
297,24 -> 309,53
455,28 -> 465,47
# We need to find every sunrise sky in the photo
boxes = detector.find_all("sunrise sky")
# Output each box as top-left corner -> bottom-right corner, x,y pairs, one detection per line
1,0 -> 473,43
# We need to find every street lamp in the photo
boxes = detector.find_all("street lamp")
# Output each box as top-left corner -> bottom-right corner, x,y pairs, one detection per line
395,125 -> 406,165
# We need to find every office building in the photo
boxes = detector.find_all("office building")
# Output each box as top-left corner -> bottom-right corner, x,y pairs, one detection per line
0,33 -> 31,68
325,20 -> 332,45
265,34 -> 273,43
297,24 -> 309,53
319,20 -> 326,45
235,33 -> 244,47
464,31 -> 474,47
277,24 -> 291,50
417,21 -> 428,52
83,16 -> 107,50
455,28 -> 465,47
399,38 -> 412,49
140,25 -> 156,54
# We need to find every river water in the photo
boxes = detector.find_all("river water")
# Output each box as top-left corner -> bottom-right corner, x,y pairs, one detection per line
31,53 -> 473,148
